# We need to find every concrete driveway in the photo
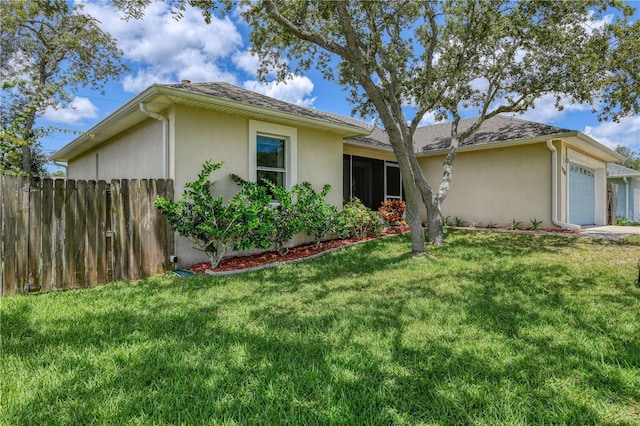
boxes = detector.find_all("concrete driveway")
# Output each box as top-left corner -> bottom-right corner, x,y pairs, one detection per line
580,225 -> 640,240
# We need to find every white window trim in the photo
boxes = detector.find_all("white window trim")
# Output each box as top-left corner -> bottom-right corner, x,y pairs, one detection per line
249,120 -> 297,189
384,161 -> 402,201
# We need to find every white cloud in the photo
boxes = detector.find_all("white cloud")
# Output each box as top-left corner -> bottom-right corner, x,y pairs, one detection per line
43,97 -> 98,124
122,69 -> 172,93
232,50 -> 261,76
518,93 -> 593,124
584,115 -> 640,150
417,111 -> 446,127
243,75 -> 316,107
80,1 -> 244,92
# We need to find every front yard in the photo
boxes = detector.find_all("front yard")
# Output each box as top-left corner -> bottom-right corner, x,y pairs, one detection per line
2,230 -> 639,425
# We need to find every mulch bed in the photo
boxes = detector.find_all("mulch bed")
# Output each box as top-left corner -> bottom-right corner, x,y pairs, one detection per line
188,231 -> 399,275
187,225 -> 580,274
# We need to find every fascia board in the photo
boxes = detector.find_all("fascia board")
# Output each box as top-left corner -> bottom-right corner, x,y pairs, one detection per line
50,86 -> 161,161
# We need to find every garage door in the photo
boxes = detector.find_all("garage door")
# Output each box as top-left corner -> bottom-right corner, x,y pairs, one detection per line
569,163 -> 595,225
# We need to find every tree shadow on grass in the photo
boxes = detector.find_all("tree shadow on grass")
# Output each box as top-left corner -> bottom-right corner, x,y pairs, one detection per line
3,230 -> 639,424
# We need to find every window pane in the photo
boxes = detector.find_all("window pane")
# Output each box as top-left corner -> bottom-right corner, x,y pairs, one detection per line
257,170 -> 284,188
257,135 -> 285,169
386,165 -> 401,197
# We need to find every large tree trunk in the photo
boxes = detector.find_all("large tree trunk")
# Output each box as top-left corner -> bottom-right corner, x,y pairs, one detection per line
395,147 -> 426,254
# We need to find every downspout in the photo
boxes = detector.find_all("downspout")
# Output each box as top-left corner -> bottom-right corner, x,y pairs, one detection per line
52,160 -> 68,178
139,103 -> 169,179
546,140 -> 581,230
623,177 -> 629,220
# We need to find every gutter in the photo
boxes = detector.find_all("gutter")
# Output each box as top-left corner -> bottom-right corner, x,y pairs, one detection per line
52,160 -> 68,178
139,102 -> 169,179
546,139 -> 581,230
623,177 -> 629,220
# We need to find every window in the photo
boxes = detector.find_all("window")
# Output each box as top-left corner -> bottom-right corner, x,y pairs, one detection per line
257,135 -> 286,188
249,120 -> 297,189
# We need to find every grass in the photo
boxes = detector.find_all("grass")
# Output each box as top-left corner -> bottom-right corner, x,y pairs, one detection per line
2,229 -> 640,425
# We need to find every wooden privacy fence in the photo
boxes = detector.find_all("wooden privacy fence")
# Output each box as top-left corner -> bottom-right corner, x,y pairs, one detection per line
0,176 -> 174,296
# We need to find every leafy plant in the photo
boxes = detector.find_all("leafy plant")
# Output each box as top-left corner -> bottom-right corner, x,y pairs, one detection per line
471,221 -> 482,228
509,219 -> 522,230
378,199 -> 406,226
337,198 -> 381,238
453,216 -> 466,227
263,180 -> 303,255
616,216 -> 631,226
486,221 -> 497,229
296,182 -> 338,248
443,216 -> 451,226
156,161 -> 274,268
529,218 -> 543,230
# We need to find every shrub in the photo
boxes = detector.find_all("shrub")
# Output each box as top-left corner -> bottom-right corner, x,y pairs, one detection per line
616,217 -> 631,226
156,161 -> 273,268
529,218 -> 543,230
454,216 -> 466,227
509,219 -> 522,230
337,198 -> 381,238
378,199 -> 406,226
486,221 -> 497,229
264,181 -> 303,255
296,182 -> 338,248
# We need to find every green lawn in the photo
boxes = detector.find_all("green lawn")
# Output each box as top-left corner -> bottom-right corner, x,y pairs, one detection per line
2,230 -> 639,425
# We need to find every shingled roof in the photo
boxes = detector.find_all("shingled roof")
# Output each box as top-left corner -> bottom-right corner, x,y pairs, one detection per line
159,81 -> 371,132
348,115 -> 575,153
607,163 -> 640,177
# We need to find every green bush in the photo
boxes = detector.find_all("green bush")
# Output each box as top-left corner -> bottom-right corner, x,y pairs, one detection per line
156,161 -> 274,268
296,182 -> 338,248
157,161 -> 344,264
336,198 -> 381,238
264,181 -> 303,255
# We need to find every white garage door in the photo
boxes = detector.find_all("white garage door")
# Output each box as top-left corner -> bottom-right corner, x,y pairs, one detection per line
569,163 -> 595,225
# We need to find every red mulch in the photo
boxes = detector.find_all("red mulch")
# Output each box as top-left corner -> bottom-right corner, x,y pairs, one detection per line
188,232 -> 395,275
187,225 -> 579,274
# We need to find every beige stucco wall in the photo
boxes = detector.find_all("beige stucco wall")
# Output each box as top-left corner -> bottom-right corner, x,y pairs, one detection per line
171,105 -> 346,266
68,119 -> 163,180
418,143 -> 553,228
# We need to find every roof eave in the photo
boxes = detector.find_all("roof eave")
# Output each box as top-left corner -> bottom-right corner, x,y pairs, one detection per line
50,85 -> 161,162
414,132 -> 579,157
155,85 -> 371,138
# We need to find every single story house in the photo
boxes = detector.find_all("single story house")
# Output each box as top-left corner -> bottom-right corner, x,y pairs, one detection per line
52,81 -> 623,265
607,163 -> 640,222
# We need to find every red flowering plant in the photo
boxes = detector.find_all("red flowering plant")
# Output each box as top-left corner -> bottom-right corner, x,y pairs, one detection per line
378,199 -> 406,226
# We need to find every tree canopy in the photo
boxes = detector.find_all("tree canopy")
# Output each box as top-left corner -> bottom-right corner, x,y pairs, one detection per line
0,0 -> 127,176
615,145 -> 640,170
225,0 -> 639,252
105,0 -> 640,253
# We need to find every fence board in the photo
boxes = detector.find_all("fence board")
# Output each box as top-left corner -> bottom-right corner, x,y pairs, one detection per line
86,180 -> 97,285
1,177 -> 174,295
128,180 -> 141,281
139,180 -> 151,278
76,180 -> 88,287
15,176 -> 30,294
2,176 -> 17,296
41,179 -> 54,292
63,179 -> 76,289
52,179 -> 65,290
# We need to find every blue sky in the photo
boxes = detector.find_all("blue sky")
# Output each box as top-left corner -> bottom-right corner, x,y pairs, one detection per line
41,0 -> 640,170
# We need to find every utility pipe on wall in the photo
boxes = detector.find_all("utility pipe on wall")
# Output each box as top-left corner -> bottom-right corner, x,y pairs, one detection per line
546,139 -> 581,230
623,177 -> 630,220
139,103 -> 169,179
52,160 -> 68,178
